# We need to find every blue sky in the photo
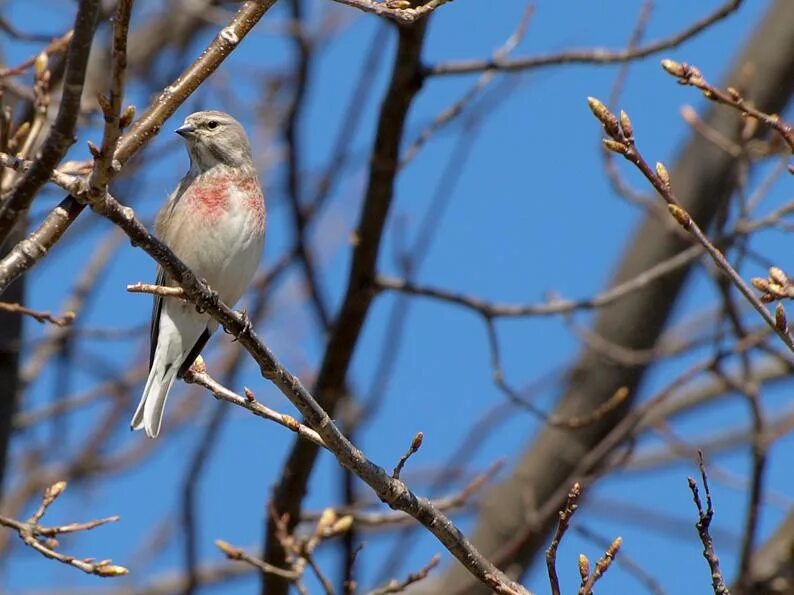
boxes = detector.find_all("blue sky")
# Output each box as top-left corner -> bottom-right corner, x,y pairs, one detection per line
5,0 -> 793,593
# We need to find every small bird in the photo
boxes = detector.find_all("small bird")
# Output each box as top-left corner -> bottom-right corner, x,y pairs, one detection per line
131,111 -> 266,438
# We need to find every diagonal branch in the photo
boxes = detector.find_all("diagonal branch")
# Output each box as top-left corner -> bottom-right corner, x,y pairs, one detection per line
263,12 -> 430,593
81,185 -> 528,595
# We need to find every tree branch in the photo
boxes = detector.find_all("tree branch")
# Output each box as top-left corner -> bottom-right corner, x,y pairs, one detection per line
426,0 -> 742,76
0,0 -> 100,245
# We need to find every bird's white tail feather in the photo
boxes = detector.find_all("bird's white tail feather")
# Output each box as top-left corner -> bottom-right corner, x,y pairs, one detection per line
131,358 -> 179,438
132,307 -> 203,438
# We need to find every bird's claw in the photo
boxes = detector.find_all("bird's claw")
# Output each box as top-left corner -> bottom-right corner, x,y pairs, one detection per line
230,309 -> 252,342
196,281 -> 220,313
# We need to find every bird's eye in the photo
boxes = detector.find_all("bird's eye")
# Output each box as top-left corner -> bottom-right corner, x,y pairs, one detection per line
207,120 -> 218,129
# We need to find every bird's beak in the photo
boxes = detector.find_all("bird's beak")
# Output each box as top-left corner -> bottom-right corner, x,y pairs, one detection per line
175,123 -> 196,137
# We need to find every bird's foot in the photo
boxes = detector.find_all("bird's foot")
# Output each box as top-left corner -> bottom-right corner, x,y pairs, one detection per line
196,281 -> 220,313
231,309 -> 252,342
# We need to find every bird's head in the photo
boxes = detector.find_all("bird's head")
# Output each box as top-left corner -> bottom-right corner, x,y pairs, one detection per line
175,111 -> 253,171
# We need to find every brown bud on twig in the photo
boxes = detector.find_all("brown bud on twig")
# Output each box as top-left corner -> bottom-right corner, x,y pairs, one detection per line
775,303 -> 787,333
191,355 -> 207,374
10,121 -> 30,150
660,59 -> 686,78
34,52 -> 48,77
330,515 -> 354,535
243,387 -> 255,402
769,267 -> 788,287
578,553 -> 590,581
44,480 -> 67,504
96,93 -> 112,118
587,97 -> 620,139
751,277 -> 770,293
87,141 -> 102,159
602,139 -> 628,154
607,536 -> 622,558
655,162 -> 671,188
619,110 -> 633,140
94,564 -> 129,577
44,537 -> 59,549
667,204 -> 691,229
215,539 -> 243,558
411,431 -> 424,451
119,105 -> 136,129
316,508 -> 337,536
727,87 -> 741,101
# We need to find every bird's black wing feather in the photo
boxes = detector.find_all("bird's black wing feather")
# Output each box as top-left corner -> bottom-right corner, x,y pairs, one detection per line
177,328 -> 211,378
149,267 -> 166,370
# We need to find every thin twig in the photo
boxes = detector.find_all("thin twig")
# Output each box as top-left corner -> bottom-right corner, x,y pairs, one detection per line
126,281 -> 186,299
328,0 -> 452,25
88,0 -> 134,194
0,0 -> 101,245
546,482 -> 582,595
0,481 -> 126,577
0,30 -> 74,78
661,59 -> 794,154
0,301 -> 74,326
588,96 -> 794,354
426,0 -> 741,76
579,536 -> 623,595
182,366 -> 327,449
392,432 -> 423,479
215,540 -> 300,580
688,452 -> 731,595
367,554 -> 441,595
375,245 -> 701,318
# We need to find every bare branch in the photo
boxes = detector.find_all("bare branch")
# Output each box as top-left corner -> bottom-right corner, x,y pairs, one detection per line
427,0 -> 742,76
589,96 -> 794,353
87,0 -> 134,194
579,536 -> 622,595
367,554 -> 441,595
215,540 -> 299,581
0,481 -> 126,577
77,183 -> 528,593
661,59 -> 794,154
182,365 -> 327,450
0,30 -> 74,78
328,0 -> 452,24
689,453 -> 731,595
375,245 -> 701,318
392,432 -> 423,480
0,301 -> 74,326
0,0 -> 101,245
546,482 -> 582,595
127,281 -> 186,299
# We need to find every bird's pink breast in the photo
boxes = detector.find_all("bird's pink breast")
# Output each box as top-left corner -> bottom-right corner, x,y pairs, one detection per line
187,176 -> 231,218
186,173 -> 265,234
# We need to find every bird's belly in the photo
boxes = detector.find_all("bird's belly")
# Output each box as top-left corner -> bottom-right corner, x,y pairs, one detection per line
180,207 -> 264,307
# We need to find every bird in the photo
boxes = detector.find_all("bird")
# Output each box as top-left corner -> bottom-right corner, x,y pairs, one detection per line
131,111 -> 266,438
